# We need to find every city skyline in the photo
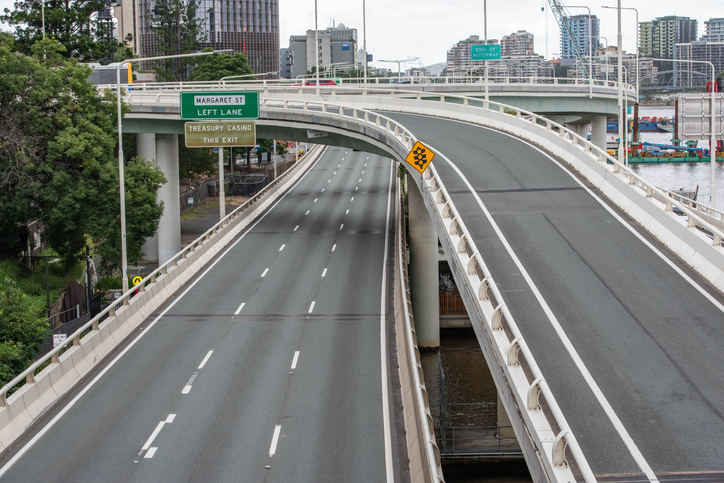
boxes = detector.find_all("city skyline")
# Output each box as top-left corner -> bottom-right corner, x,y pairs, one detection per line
1,0 -> 723,70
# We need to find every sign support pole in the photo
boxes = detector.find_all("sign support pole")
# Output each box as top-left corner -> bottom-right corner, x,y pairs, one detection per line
218,147 -> 225,220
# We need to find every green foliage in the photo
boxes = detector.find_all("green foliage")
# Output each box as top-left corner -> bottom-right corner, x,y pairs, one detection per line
0,0 -> 119,61
0,277 -> 49,385
89,157 -> 166,275
0,37 -> 165,273
187,51 -> 254,82
179,138 -> 217,180
150,0 -> 204,82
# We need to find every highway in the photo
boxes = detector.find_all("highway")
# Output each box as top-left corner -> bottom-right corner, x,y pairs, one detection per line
0,147 -> 405,482
386,112 -> 724,481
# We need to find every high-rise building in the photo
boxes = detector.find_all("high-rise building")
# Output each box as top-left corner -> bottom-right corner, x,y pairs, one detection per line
703,18 -> 724,43
639,16 -> 697,70
560,15 -> 600,66
501,30 -> 534,56
134,0 -> 279,76
281,24 -> 359,79
446,35 -> 496,75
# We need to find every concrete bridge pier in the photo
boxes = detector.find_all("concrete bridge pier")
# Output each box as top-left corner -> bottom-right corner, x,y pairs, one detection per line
155,134 -> 181,265
137,133 -> 159,262
566,122 -> 590,140
408,180 -> 440,348
590,115 -> 608,153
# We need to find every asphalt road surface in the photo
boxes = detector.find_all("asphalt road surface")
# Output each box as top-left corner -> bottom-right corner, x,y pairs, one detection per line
387,112 -> 724,482
0,147 -> 405,483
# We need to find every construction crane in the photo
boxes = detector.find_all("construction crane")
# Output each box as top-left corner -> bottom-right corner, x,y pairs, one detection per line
546,0 -> 591,78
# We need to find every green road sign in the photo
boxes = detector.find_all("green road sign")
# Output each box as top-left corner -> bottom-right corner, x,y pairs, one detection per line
184,121 -> 256,147
180,91 -> 260,120
471,44 -> 501,60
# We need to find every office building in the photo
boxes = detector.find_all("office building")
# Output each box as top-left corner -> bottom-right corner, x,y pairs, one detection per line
113,0 -> 138,54
501,30 -> 534,56
639,16 -> 697,72
134,0 -> 279,76
447,35 -> 551,81
560,15 -> 600,66
281,24 -> 359,79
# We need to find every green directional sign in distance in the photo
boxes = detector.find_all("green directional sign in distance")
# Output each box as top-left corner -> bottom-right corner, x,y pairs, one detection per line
471,44 -> 501,60
180,91 -> 260,120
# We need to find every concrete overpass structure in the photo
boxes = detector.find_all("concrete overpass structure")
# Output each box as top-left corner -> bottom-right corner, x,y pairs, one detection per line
0,84 -> 722,483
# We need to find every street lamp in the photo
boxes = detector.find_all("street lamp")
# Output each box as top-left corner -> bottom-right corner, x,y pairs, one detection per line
378,58 -> 417,79
219,71 -> 279,84
314,0 -> 319,86
602,5 -> 638,101
483,0 -> 488,101
567,5 -> 594,98
363,0 -> 367,86
115,50 -> 230,294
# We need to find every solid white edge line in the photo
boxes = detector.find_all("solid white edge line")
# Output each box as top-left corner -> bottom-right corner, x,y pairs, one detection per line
429,132 -> 660,482
261,268 -> 269,278
0,149 -> 325,479
234,302 -> 245,315
291,351 -> 300,370
198,350 -> 214,369
142,421 -> 166,451
308,301 -> 315,313
269,425 -> 282,457
380,160 -> 394,482
144,447 -> 158,459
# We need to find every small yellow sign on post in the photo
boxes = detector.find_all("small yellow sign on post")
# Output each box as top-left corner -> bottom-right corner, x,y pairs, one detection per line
405,141 -> 435,174
132,276 -> 143,286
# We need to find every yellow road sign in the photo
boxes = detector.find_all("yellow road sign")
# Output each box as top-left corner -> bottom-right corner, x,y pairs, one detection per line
405,141 -> 435,174
132,276 -> 143,286
184,121 -> 256,148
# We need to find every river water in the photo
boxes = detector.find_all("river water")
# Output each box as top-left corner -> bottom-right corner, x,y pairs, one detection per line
627,106 -> 724,210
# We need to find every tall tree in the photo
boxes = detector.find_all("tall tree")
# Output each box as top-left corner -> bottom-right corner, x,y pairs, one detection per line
0,35 -> 164,270
0,0 -> 119,60
187,51 -> 254,82
149,0 -> 204,82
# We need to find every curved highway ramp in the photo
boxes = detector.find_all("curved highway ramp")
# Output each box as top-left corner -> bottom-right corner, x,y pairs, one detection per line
387,111 -> 724,483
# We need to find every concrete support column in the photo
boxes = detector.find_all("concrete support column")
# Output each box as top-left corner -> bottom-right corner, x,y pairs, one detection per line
566,123 -> 589,139
497,393 -> 515,438
155,134 -> 181,265
137,133 -> 159,261
591,115 -> 608,153
408,181 -> 439,348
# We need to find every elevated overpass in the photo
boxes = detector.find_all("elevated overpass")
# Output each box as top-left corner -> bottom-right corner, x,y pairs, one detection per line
1,84 -> 722,483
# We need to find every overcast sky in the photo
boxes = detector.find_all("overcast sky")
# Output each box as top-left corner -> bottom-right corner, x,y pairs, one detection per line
2,0 -> 722,68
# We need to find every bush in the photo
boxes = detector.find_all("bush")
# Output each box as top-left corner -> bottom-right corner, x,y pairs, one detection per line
0,277 -> 49,386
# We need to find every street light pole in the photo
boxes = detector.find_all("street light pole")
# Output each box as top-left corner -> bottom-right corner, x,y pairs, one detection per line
483,0 -> 488,102
315,0 -> 320,86
616,0 -> 624,167
115,50 -> 228,294
602,6 -> 639,101
363,0 -> 367,86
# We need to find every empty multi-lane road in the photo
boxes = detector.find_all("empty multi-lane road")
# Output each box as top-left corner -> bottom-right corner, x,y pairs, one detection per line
0,147 -> 405,482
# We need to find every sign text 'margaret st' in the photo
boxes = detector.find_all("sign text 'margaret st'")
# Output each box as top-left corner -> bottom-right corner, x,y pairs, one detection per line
180,91 -> 260,120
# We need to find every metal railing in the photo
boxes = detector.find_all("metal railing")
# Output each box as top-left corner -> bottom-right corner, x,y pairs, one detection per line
0,145 -> 322,406
103,74 -> 635,92
434,426 -> 522,456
